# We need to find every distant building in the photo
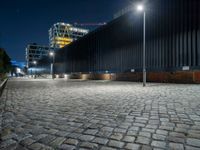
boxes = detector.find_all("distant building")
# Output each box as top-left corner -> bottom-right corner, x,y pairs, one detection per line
49,22 -> 89,49
25,43 -> 53,67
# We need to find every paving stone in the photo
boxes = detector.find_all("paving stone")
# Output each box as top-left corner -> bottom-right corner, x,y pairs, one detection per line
169,143 -> 184,150
64,138 -> 79,146
152,134 -> 166,141
28,143 -> 45,150
185,145 -> 200,150
78,135 -> 95,141
151,140 -> 166,149
0,139 -> 17,149
122,136 -> 135,142
169,132 -> 185,138
187,138 -> 200,147
20,138 -> 36,146
110,133 -> 123,140
101,127 -> 114,132
66,133 -> 82,139
188,133 -> 200,139
93,137 -> 109,145
49,137 -> 66,147
114,128 -> 127,133
139,131 -> 151,138
168,136 -> 185,143
39,135 -> 57,144
32,134 -> 47,141
146,125 -> 158,129
15,145 -> 29,150
47,129 -> 59,134
174,128 -> 188,134
133,123 -> 145,127
129,126 -> 140,131
124,143 -> 141,150
108,140 -> 125,148
100,146 -> 117,150
80,142 -> 98,149
40,145 -> 54,150
84,129 -> 98,135
159,126 -> 174,131
127,130 -> 138,136
97,131 -> 112,138
59,144 -> 76,150
55,131 -> 70,137
141,145 -> 153,150
136,136 -> 151,145
142,128 -> 156,133
156,130 -> 168,136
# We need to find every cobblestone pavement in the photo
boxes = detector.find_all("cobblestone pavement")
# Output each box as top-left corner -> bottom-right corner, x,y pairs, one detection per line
1,78 -> 200,150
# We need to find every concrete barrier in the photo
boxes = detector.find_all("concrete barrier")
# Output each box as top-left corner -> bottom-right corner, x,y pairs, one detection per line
0,78 -> 8,97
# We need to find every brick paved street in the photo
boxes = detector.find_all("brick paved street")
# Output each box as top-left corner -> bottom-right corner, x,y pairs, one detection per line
1,78 -> 200,150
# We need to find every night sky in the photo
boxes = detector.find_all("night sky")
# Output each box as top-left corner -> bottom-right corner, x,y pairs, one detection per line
0,0 -> 131,62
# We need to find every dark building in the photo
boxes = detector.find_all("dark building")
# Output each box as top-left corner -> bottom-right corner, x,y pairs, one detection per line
54,0 -> 200,83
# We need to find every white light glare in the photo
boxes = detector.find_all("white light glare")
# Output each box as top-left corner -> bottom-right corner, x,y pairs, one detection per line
137,5 -> 144,11
49,52 -> 54,56
64,74 -> 69,79
17,68 -> 21,73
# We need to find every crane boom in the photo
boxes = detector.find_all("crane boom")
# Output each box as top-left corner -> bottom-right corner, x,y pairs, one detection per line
74,22 -> 107,27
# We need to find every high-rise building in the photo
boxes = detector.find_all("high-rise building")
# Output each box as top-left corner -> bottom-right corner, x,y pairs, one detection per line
26,43 -> 53,67
49,22 -> 89,49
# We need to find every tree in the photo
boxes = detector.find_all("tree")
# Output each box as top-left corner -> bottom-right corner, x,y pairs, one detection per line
0,48 -> 12,73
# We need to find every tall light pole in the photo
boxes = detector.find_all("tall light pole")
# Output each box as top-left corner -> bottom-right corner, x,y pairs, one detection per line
49,51 -> 55,79
137,4 -> 146,87
33,61 -> 37,79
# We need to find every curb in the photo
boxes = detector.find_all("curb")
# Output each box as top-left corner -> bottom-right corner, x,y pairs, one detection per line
0,79 -> 8,97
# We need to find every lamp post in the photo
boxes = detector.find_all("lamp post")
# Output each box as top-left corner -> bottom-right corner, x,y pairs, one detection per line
137,4 -> 146,87
49,51 -> 55,79
33,61 -> 37,79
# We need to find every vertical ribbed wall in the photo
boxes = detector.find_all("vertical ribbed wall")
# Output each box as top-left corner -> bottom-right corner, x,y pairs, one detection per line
55,0 -> 200,74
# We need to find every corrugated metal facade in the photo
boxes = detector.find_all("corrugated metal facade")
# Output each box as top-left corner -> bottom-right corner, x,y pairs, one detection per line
55,0 -> 200,74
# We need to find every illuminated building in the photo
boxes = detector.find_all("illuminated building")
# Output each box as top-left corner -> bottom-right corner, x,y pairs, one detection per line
25,43 -> 53,68
49,22 -> 89,49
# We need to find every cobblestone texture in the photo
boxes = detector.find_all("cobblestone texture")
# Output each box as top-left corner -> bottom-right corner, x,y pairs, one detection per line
1,78 -> 200,150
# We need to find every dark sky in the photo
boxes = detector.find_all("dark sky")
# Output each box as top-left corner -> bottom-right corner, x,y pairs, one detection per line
0,0 -> 131,62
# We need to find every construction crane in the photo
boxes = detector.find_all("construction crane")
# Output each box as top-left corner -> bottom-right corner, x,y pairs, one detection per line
73,22 -> 107,27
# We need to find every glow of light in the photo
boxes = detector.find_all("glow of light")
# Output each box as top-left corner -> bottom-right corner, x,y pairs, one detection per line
49,52 -> 54,56
137,5 -> 144,11
64,74 -> 69,79
33,61 -> 37,65
16,68 -> 21,73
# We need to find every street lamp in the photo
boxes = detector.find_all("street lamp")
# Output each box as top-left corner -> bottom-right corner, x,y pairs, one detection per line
33,61 -> 37,79
137,4 -> 146,87
49,51 -> 55,79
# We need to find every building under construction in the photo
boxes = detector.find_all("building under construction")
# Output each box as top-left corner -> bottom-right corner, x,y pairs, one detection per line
49,22 -> 89,49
